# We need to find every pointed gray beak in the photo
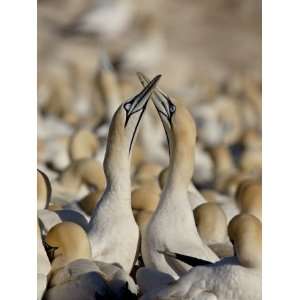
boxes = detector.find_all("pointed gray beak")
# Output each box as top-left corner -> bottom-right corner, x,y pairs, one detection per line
124,74 -> 162,154
124,74 -> 162,127
136,72 -> 175,122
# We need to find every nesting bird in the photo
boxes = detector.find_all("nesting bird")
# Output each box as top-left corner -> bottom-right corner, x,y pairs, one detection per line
235,179 -> 262,220
194,203 -> 227,244
68,129 -> 100,161
194,203 -> 233,258
52,158 -> 106,204
43,222 -> 137,300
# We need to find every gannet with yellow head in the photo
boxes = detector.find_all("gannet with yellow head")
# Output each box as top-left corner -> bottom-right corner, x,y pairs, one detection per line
137,73 -> 218,279
235,179 -> 262,221
44,222 -> 138,299
43,222 -> 133,300
87,75 -> 162,273
194,203 -> 233,258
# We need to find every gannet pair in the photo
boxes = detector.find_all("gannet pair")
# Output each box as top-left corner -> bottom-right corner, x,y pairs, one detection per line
137,73 -> 219,280
140,214 -> 261,300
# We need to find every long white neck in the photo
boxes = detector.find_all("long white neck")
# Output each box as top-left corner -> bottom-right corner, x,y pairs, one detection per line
162,137 -> 195,204
102,149 -> 131,205
87,122 -> 133,240
166,140 -> 195,191
94,126 -> 132,212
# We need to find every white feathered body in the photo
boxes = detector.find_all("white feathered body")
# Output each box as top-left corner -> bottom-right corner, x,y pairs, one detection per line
142,258 -> 261,300
88,187 -> 139,273
142,187 -> 218,279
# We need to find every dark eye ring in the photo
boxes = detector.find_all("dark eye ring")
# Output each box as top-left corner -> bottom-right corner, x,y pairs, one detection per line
170,105 -> 176,113
124,102 -> 132,111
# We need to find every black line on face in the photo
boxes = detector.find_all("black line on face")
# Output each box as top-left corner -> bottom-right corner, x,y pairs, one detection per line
125,75 -> 160,127
162,119 -> 171,156
128,106 -> 146,155
157,109 -> 169,120
153,92 -> 176,128
161,93 -> 176,120
153,102 -> 171,155
124,106 -> 144,128
124,94 -> 140,128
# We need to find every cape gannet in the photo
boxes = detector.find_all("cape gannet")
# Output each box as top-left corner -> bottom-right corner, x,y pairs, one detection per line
235,179 -> 262,220
43,222 -> 136,300
137,73 -> 218,279
194,203 -> 233,258
87,75 -> 162,273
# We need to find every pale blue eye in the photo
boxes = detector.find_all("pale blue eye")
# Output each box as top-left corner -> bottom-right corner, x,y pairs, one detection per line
124,103 -> 132,111
170,105 -> 176,113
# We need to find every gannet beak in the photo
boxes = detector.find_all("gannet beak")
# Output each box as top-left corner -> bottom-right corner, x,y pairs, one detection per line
124,74 -> 162,127
137,72 -> 176,124
137,72 -> 175,154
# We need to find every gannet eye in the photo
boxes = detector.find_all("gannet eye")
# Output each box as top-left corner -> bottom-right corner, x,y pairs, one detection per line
170,105 -> 176,114
124,102 -> 132,111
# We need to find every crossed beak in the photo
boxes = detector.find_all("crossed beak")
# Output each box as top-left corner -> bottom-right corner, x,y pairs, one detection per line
124,74 -> 162,154
137,72 -> 176,155
125,74 -> 162,127
136,72 -> 172,121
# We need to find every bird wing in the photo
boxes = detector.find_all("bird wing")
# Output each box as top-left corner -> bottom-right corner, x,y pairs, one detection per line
158,250 -> 214,267
154,237 -> 218,276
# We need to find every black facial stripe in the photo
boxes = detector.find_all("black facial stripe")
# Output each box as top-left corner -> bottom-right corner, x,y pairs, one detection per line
152,96 -> 172,123
124,106 -> 144,128
157,109 -> 169,120
128,106 -> 146,154
123,90 -> 143,126
160,100 -> 169,119
161,93 -> 176,120
161,118 -> 171,156
153,102 -> 171,155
